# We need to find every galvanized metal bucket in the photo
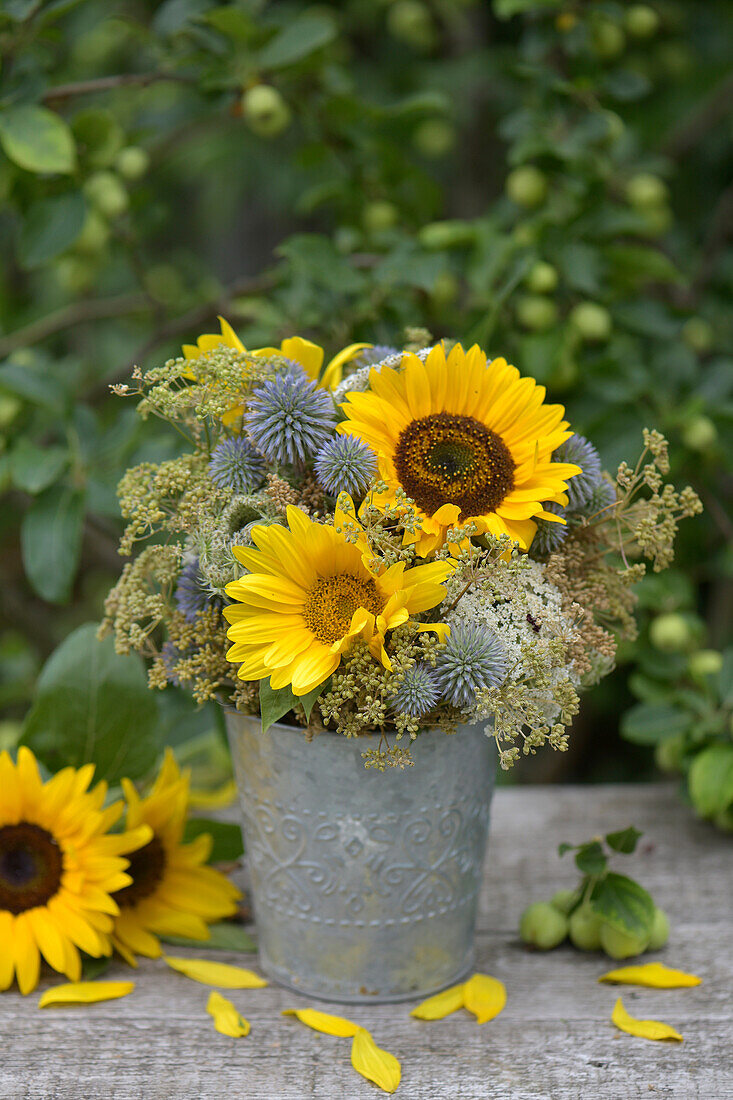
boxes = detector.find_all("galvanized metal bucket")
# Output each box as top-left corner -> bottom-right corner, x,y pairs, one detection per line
225,711 -> 497,1003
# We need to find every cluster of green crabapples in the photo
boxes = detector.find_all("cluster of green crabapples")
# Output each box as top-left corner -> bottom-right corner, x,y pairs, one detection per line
519,892 -> 670,960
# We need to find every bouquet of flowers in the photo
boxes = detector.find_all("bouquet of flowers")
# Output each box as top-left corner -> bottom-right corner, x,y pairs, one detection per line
102,321 -> 701,770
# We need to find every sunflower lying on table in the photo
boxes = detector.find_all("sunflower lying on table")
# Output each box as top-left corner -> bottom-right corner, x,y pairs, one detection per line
0,747 -> 239,993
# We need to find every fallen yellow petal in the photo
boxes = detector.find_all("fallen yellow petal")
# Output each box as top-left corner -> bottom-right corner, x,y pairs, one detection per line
38,982 -> 135,1008
283,1008 -> 359,1037
410,983 -> 465,1020
600,962 -> 702,989
612,997 -> 683,1042
351,1027 -> 401,1094
463,973 -> 506,1024
206,991 -> 250,1037
163,956 -> 267,988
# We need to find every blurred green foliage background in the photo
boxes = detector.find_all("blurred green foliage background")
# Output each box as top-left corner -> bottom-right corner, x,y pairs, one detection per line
1,0 -> 731,792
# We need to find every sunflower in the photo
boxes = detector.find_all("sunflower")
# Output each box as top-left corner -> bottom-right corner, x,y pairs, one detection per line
339,342 -> 582,554
111,751 -> 241,965
224,502 -> 452,695
182,316 -> 370,391
0,747 -> 150,995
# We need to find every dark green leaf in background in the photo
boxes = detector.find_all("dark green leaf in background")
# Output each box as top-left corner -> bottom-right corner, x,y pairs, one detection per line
22,623 -> 160,783
20,487 -> 85,603
258,11 -> 337,69
162,922 -> 255,953
621,703 -> 690,745
18,192 -> 86,269
10,439 -> 69,494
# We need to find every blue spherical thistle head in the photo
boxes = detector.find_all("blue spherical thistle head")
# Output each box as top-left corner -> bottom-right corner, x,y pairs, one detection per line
174,558 -> 219,622
390,663 -> 442,718
580,477 -> 616,520
315,435 -> 378,497
357,345 -> 399,367
434,622 -> 508,711
554,434 -> 602,509
244,369 -> 336,464
531,500 -> 568,558
208,436 -> 265,493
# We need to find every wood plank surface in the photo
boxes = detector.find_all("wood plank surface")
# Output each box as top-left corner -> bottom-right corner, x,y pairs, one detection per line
2,783 -> 731,1100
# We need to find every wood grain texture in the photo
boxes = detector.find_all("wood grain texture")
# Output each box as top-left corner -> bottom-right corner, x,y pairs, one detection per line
2,784 -> 731,1100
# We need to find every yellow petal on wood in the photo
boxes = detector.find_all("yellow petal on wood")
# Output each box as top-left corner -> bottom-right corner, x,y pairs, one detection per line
206,991 -> 250,1037
38,981 -> 135,1008
282,1008 -> 359,1037
410,983 -> 465,1020
463,973 -> 507,1024
611,997 -> 683,1042
599,962 -> 702,989
163,956 -> 267,988
351,1027 -> 401,1094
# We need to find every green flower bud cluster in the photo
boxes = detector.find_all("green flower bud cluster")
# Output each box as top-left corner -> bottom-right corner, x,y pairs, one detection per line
519,827 -> 670,959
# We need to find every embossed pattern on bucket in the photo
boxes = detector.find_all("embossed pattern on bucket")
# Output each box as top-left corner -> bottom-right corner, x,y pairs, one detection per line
225,712 -> 497,1003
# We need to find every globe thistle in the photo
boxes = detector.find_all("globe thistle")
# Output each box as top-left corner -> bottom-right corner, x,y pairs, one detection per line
208,436 -> 265,493
390,663 -> 442,718
174,558 -> 218,622
244,370 -> 336,464
434,623 -> 508,711
553,434 -> 602,509
357,344 -> 399,367
580,477 -> 616,520
531,500 -> 568,558
315,435 -> 378,497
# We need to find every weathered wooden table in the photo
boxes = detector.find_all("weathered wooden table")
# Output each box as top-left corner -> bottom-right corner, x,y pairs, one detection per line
2,783 -> 731,1100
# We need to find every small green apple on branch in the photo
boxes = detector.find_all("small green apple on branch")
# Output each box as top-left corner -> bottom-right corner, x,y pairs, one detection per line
519,827 -> 669,960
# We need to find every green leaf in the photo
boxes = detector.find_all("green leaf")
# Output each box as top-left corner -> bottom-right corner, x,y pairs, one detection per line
81,955 -> 112,980
10,439 -> 68,493
558,842 -> 574,857
0,105 -> 76,174
259,679 -> 323,733
204,6 -> 256,41
22,623 -> 160,783
161,922 -> 256,953
20,486 -> 85,603
621,703 -> 690,745
605,826 -> 642,855
494,0 -> 561,18
184,817 -> 244,862
258,11 -> 337,69
719,648 -> 733,707
590,873 -> 655,939
557,242 -> 602,295
18,192 -> 86,269
0,363 -> 65,408
574,841 -> 607,876
606,245 -> 681,288
689,745 -> 733,818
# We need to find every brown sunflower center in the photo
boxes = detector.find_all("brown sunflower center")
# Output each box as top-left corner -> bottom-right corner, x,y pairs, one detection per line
113,836 -> 167,908
0,823 -> 63,914
394,412 -> 516,520
302,574 -> 382,645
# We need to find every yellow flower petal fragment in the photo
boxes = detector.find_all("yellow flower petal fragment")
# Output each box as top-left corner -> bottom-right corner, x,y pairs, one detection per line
283,1008 -> 359,1037
163,956 -> 267,988
38,981 -> 135,1008
600,962 -> 701,989
206,991 -> 250,1037
351,1027 -> 401,1094
463,973 -> 506,1024
410,983 -> 465,1020
611,997 -> 683,1042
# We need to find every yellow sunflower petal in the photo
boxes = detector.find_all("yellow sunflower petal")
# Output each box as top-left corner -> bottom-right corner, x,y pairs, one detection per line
13,912 -> 40,995
38,981 -> 135,1007
283,1008 -> 360,1037
611,997 -> 683,1042
163,956 -> 267,988
350,1027 -> 401,1094
410,983 -> 465,1020
463,973 -> 507,1024
206,990 -> 251,1037
321,342 -> 372,390
599,963 -> 701,989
